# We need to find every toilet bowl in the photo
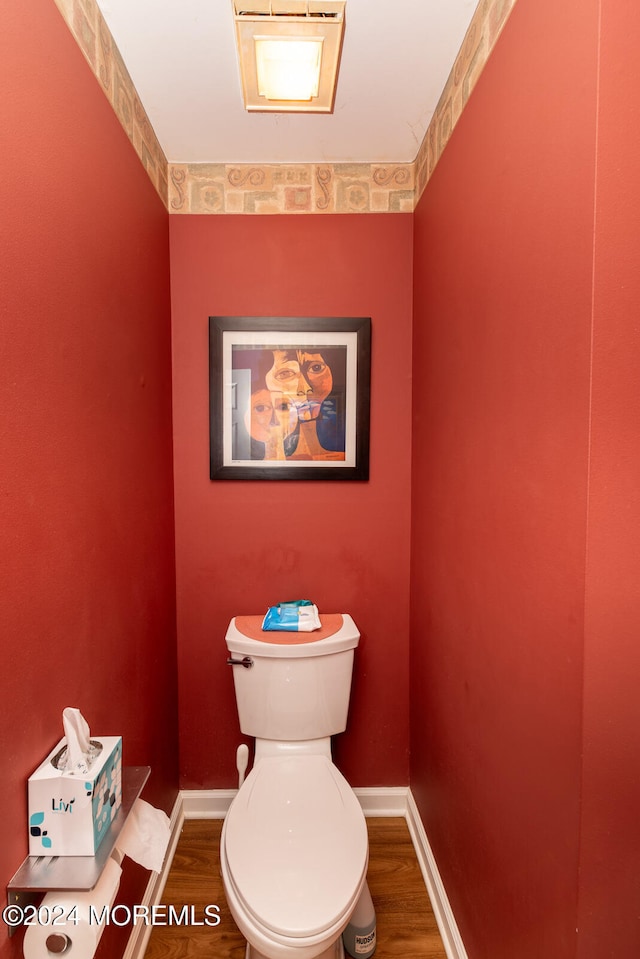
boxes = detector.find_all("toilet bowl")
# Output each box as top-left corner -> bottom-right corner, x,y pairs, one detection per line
221,614 -> 372,959
221,752 -> 368,959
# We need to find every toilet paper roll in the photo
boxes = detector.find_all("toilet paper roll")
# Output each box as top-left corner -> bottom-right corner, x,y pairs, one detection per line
23,857 -> 121,959
114,798 -> 170,874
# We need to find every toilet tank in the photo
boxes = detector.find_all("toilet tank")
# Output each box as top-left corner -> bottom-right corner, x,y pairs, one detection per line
225,613 -> 360,741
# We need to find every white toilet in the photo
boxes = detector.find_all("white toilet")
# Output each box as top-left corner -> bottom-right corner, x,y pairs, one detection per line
220,613 -> 371,959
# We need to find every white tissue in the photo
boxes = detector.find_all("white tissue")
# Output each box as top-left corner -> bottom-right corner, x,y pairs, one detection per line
115,798 -> 170,873
61,706 -> 92,774
23,856 -> 121,959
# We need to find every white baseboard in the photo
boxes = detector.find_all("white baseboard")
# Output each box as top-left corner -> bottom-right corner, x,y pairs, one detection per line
181,788 -> 237,818
121,794 -> 184,959
353,785 -> 410,816
179,786 -> 412,819
405,790 -> 469,959
356,788 -> 467,959
125,786 -> 467,959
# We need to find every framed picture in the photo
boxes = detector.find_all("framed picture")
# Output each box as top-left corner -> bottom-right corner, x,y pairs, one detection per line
209,316 -> 371,481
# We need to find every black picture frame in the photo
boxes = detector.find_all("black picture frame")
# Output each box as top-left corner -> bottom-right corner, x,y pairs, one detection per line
209,316 -> 371,481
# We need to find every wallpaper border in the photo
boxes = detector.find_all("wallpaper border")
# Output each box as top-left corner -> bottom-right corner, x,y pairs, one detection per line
53,0 -> 517,214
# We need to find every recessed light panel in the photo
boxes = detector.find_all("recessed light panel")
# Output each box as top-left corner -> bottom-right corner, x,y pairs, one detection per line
233,1 -> 346,113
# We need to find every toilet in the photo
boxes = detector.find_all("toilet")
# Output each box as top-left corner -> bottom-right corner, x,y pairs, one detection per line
220,613 -> 371,959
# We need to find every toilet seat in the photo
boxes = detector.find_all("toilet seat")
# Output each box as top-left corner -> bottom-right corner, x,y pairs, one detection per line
223,755 -> 368,941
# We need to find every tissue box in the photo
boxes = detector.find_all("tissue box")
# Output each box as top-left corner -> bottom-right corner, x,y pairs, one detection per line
28,737 -> 122,856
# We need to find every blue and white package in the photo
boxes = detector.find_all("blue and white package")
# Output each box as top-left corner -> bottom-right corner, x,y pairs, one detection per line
262,600 -> 321,632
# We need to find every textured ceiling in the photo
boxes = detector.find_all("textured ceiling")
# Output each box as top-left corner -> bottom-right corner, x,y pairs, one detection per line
94,0 -> 479,165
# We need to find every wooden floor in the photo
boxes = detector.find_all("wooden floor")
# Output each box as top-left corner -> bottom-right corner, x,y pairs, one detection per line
145,818 -> 447,959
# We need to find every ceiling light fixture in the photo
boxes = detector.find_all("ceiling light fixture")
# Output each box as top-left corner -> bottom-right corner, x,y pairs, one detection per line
232,0 -> 346,113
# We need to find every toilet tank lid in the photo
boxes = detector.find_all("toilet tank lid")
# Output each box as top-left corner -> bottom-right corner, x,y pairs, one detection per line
225,613 -> 360,657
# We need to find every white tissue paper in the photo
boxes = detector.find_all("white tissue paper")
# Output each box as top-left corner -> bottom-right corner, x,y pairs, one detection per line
115,798 -> 171,874
61,706 -> 92,773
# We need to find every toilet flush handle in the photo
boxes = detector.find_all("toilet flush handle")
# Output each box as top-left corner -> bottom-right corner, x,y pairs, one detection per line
226,656 -> 254,669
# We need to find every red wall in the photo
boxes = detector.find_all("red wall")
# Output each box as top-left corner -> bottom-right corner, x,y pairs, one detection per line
1,3 -> 178,956
169,213 -> 413,789
7,0 -> 640,956
579,0 -> 640,954
411,0 -> 640,956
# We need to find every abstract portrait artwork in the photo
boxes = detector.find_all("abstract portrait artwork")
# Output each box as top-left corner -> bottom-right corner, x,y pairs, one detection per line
209,317 -> 370,480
